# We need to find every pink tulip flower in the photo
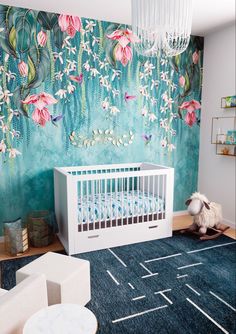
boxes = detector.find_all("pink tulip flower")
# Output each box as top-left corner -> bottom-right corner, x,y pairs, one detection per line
18,61 -> 28,77
179,75 -> 185,88
37,31 -> 47,47
185,111 -> 197,127
22,92 -> 58,110
58,14 -> 81,38
107,28 -> 138,46
114,44 -> 133,66
179,100 -> 201,113
32,107 -> 51,127
192,51 -> 199,64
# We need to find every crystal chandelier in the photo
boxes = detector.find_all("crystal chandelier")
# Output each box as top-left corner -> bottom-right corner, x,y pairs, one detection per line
131,0 -> 193,57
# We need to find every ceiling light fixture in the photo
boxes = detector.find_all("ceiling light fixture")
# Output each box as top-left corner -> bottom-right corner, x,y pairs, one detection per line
131,0 -> 193,57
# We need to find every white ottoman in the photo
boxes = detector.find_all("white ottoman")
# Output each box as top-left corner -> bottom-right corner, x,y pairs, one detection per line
16,252 -> 90,306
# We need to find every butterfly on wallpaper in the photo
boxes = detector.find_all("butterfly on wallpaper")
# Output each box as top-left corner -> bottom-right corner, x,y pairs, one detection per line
124,92 -> 136,103
69,74 -> 83,84
51,114 -> 63,126
141,134 -> 152,145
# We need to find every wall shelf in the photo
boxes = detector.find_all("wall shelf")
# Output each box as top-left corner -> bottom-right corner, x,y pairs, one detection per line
221,96 -> 236,109
211,116 -> 236,157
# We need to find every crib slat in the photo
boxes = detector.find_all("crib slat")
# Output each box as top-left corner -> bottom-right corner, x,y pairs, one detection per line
152,175 -> 155,222
132,176 -> 134,225
142,176 -> 145,223
147,175 -> 150,223
105,178 -> 107,228
99,179 -> 101,229
80,181 -> 84,231
110,178 -> 112,227
86,180 -> 89,231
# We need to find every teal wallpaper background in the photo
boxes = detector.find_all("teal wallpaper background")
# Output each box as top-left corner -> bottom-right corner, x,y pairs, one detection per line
0,5 -> 204,235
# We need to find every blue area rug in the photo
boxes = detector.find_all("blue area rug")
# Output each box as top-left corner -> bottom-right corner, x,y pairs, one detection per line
1,233 -> 236,333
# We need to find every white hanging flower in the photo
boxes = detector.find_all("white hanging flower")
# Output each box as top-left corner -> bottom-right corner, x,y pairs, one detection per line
0,139 -> 6,153
110,106 -> 120,115
141,107 -> 148,117
85,20 -> 96,32
144,60 -> 155,75
66,46 -> 76,55
62,36 -> 71,48
92,36 -> 100,46
112,89 -> 120,98
111,69 -> 121,81
161,138 -> 167,148
8,148 -> 21,158
151,79 -> 159,90
67,82 -> 76,94
54,71 -> 64,81
101,98 -> 110,110
10,129 -> 20,139
149,113 -> 157,122
55,89 -> 67,99
90,68 -> 100,77
83,60 -> 91,72
53,52 -> 64,64
0,89 -> 13,104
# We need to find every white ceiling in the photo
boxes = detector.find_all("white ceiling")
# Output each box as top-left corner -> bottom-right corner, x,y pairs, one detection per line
0,0 -> 235,36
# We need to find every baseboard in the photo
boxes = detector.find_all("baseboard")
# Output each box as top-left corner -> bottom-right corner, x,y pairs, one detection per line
223,218 -> 236,229
173,210 -> 188,216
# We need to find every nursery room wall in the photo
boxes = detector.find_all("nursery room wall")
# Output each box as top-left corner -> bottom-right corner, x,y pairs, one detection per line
198,23 -> 236,228
0,4 -> 204,235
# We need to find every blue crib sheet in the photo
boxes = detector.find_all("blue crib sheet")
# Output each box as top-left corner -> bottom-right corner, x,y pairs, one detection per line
78,191 -> 164,223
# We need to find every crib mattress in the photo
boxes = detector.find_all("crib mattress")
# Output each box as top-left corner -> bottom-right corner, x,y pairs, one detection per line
78,191 -> 164,223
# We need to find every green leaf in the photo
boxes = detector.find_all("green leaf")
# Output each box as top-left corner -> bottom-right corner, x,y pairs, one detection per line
0,29 -> 18,58
37,11 -> 58,30
27,47 -> 50,89
13,9 -> 35,53
53,23 -> 66,49
12,86 -> 29,117
27,55 -> 36,84
9,26 -> 16,50
0,5 -> 10,29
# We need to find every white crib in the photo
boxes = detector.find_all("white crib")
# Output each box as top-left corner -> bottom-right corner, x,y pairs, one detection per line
54,163 -> 174,255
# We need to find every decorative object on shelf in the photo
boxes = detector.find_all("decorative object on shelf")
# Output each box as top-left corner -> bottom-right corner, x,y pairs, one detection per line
221,96 -> 236,108
3,218 -> 29,256
27,211 -> 58,247
221,147 -> 230,155
225,130 -> 236,145
216,133 -> 226,144
131,0 -> 193,57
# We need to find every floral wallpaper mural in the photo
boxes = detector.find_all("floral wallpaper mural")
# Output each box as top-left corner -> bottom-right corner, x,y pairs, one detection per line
0,5 -> 204,234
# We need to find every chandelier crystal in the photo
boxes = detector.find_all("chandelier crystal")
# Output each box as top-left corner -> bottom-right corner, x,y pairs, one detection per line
131,0 -> 193,57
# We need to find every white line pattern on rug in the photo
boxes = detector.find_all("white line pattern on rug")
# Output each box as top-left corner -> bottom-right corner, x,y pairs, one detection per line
139,262 -> 152,274
209,291 -> 236,312
186,298 -> 229,334
108,248 -> 127,267
154,289 -> 173,305
106,270 -> 120,286
112,305 -> 168,323
187,242 -> 236,254
145,253 -> 182,263
128,283 -> 135,290
132,295 -> 146,301
186,284 -> 201,296
177,274 -> 188,279
177,262 -> 202,270
142,273 -> 159,279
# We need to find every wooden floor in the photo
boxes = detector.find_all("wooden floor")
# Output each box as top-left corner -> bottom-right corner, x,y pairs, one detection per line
0,215 -> 235,262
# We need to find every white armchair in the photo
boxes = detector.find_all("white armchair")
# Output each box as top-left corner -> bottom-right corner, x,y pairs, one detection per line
0,273 -> 48,334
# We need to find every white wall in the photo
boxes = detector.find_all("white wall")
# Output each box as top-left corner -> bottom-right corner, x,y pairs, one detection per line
198,23 -> 236,227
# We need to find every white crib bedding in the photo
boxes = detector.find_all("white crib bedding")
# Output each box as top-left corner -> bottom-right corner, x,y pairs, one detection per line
78,190 -> 164,223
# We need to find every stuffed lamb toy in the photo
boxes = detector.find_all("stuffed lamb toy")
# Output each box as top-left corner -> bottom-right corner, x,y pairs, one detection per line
185,192 -> 224,235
